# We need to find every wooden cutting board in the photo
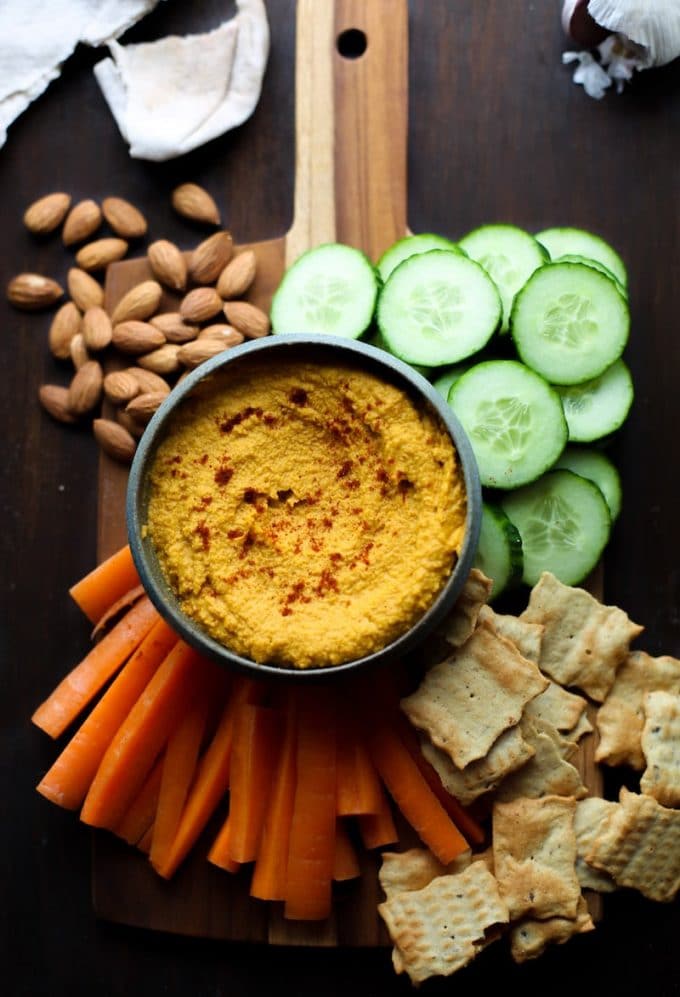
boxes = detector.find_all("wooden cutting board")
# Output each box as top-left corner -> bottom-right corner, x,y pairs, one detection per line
93,0 -> 602,945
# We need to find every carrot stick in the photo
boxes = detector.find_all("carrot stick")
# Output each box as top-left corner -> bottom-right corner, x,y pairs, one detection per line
367,722 -> 469,864
358,784 -> 399,850
333,821 -> 361,881
149,686 -> 216,874
284,696 -> 337,921
36,618 -> 178,810
69,545 -> 141,624
80,641 -> 207,830
114,756 -> 164,845
250,700 -> 298,902
226,704 -> 281,864
155,678 -> 262,880
137,825 -> 154,854
336,715 -> 383,816
32,596 -> 160,739
207,817 -> 240,873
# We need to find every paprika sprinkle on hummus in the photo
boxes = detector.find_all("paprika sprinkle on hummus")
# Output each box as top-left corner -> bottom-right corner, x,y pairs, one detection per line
145,358 -> 467,669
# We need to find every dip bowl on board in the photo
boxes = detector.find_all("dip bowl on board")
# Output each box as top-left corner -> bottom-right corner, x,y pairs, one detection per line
127,333 -> 482,681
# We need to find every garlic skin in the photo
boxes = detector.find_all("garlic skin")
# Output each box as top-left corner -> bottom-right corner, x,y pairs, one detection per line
587,0 -> 680,68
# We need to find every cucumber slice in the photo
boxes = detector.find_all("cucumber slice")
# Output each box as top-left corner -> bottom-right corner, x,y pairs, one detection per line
448,360 -> 567,489
271,243 -> 379,339
557,254 -> 627,298
554,446 -> 622,521
535,227 -> 628,287
502,469 -> 611,586
511,262 -> 630,385
474,502 -> 524,600
458,223 -> 547,333
377,234 -> 464,283
554,359 -> 634,442
377,250 -> 502,367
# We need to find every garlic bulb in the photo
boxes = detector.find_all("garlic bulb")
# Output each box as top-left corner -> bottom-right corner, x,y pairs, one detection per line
587,0 -> 680,67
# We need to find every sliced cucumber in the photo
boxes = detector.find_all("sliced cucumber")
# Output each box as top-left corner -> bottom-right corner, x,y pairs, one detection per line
474,502 -> 524,600
557,254 -> 627,298
535,227 -> 628,287
502,469 -> 611,587
377,234 -> 464,283
448,360 -> 567,490
458,223 -> 547,333
377,250 -> 501,367
271,243 -> 379,339
554,359 -> 634,442
554,446 -> 622,521
511,262 -> 630,385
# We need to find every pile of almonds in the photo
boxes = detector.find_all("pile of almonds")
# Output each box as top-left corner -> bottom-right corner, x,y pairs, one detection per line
9,184 -> 270,464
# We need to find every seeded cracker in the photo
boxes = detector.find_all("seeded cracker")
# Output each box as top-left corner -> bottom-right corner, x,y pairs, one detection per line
438,568 -> 493,648
494,719 -> 587,803
586,787 -> 680,902
478,605 -> 544,663
401,620 -> 548,769
378,848 -> 472,900
493,795 -> 581,920
573,797 -> 617,893
524,680 -> 590,733
640,690 -> 680,807
521,571 -> 643,702
596,650 -> 680,770
510,896 -> 594,963
378,861 -> 509,984
567,710 -> 593,744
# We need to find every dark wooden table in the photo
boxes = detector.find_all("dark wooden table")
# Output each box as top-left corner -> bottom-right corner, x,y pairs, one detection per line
2,1 -> 679,994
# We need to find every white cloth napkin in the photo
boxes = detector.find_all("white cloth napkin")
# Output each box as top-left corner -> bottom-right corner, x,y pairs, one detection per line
93,0 -> 269,162
0,0 -> 163,148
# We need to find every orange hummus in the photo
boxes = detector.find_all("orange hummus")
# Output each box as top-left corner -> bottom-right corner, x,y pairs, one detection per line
145,358 -> 467,668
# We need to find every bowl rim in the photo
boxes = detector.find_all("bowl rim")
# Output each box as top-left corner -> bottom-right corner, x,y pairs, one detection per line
127,333 -> 482,681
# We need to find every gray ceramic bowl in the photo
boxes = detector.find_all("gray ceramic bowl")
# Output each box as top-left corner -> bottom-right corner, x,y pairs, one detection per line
127,334 -> 481,680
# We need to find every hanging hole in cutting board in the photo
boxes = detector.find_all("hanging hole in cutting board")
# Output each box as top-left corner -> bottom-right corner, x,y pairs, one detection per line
337,28 -> 367,59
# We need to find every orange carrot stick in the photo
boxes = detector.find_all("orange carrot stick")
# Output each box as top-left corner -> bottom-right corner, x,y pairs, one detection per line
69,545 -> 141,624
137,825 -> 154,854
32,596 -> 160,739
250,701 -> 298,902
155,678 -> 262,880
367,722 -> 469,864
226,704 -> 281,864
207,817 -> 240,873
358,784 -> 399,850
115,756 -> 164,845
336,717 -> 383,816
80,641 -> 207,830
333,821 -> 361,881
36,618 -> 178,810
284,697 -> 337,921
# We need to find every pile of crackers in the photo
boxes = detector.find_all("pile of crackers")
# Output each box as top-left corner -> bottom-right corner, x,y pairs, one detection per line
378,570 -> 680,984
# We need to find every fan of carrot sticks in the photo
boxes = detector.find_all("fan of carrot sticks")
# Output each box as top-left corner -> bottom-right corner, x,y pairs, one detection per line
32,545 -> 484,921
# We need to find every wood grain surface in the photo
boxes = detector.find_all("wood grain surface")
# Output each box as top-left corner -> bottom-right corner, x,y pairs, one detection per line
3,1 -> 680,994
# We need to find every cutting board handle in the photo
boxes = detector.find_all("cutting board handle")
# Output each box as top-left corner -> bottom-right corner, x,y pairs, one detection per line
286,0 -> 408,266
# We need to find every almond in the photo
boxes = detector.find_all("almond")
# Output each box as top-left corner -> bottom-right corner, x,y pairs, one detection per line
39,384 -> 77,424
48,302 -> 81,359
222,300 -> 270,339
189,230 -> 233,284
171,183 -> 221,226
76,237 -> 129,272
197,324 -> 244,347
150,312 -> 198,344
102,197 -> 148,239
216,250 -> 257,299
112,321 -> 166,355
127,367 -> 171,396
103,370 -> 140,405
116,409 -> 146,440
177,338 -> 230,369
82,306 -> 113,351
137,344 -> 181,375
63,199 -> 102,246
93,418 -> 136,463
126,391 -> 167,423
147,240 -> 187,291
70,333 -> 90,370
111,280 -> 163,325
67,268 -> 104,311
180,287 -> 223,323
24,192 -> 72,235
7,273 -> 64,311
68,360 -> 103,415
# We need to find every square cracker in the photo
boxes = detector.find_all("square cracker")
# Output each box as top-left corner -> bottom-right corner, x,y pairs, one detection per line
379,848 -> 472,900
401,620 -> 547,769
494,719 -> 588,803
524,680 -> 589,733
493,795 -> 581,921
596,651 -> 680,770
640,690 -> 680,807
421,725 -> 535,807
521,571 -> 643,702
478,605 -> 544,663
586,787 -> 680,902
573,797 -> 617,893
378,861 -> 509,984
510,896 -> 594,963
438,568 -> 493,648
